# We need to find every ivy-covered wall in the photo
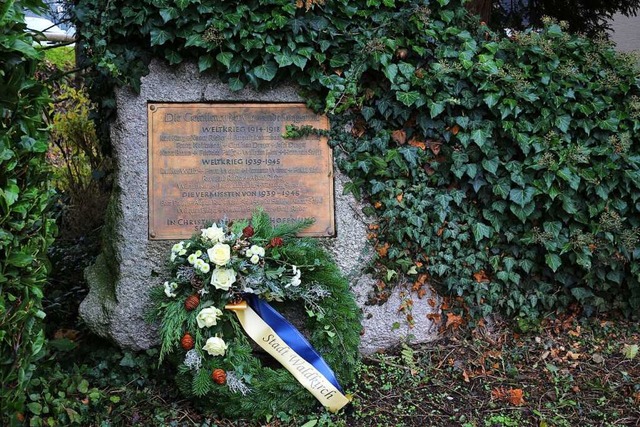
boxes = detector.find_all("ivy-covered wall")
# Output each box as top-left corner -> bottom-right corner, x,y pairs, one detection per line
0,0 -> 56,424
73,0 -> 640,320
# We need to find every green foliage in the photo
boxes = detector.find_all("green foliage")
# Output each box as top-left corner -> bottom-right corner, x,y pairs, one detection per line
43,46 -> 75,70
71,0 -> 640,321
48,84 -> 101,193
0,0 -> 56,424
329,15 -> 640,319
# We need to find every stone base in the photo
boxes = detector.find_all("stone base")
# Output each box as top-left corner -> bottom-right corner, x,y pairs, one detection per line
80,59 -> 441,354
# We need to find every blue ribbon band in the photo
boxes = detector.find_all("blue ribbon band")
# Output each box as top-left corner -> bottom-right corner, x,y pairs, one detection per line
245,295 -> 345,393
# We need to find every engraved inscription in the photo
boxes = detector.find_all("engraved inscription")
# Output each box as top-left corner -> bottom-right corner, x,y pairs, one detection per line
148,103 -> 334,240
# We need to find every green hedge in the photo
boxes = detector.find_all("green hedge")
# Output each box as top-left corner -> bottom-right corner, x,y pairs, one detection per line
0,0 -> 56,424
72,0 -> 640,319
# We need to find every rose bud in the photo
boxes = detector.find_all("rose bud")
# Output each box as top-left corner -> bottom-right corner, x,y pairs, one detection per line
242,225 -> 254,238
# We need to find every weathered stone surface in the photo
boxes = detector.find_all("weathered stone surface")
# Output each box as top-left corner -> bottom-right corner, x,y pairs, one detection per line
80,59 -> 441,353
328,171 -> 441,354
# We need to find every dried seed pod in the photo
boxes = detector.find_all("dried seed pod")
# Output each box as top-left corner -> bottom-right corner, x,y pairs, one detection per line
180,333 -> 194,350
212,368 -> 227,385
184,294 -> 200,311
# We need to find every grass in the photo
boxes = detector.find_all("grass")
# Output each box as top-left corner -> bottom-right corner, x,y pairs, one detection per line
36,235 -> 640,426
42,45 -> 75,70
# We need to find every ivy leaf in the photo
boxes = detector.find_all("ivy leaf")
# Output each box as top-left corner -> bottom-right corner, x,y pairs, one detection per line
599,116 -> 619,131
198,55 -> 214,72
383,64 -> 398,82
472,222 -> 492,243
545,253 -> 562,272
561,195 -> 578,214
482,157 -> 499,175
175,0 -> 191,10
429,101 -> 445,118
329,54 -> 349,68
274,50 -> 293,67
289,18 -> 305,34
216,52 -> 233,68
227,77 -> 245,92
399,146 -> 420,168
396,91 -> 421,107
253,62 -> 278,81
471,128 -> 490,148
165,50 -> 182,65
483,93 -> 500,109
554,115 -> 571,133
398,62 -> 415,78
292,55 -> 308,70
150,28 -> 173,46
2,182 -> 19,206
361,106 -> 375,121
159,8 -> 179,23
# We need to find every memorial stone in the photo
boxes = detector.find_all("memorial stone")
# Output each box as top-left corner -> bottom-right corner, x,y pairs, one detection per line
79,60 -> 441,354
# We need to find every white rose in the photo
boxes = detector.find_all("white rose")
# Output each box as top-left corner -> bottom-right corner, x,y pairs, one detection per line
164,281 -> 178,297
250,254 -> 260,264
196,306 -> 223,328
201,224 -> 225,243
208,243 -> 231,266
210,267 -> 237,290
203,337 -> 227,356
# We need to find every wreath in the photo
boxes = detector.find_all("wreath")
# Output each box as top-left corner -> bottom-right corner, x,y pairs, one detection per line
148,210 -> 361,418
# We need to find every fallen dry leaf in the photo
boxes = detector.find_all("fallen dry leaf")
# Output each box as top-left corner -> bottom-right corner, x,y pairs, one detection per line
391,129 -> 407,145
427,313 -> 442,323
566,351 -> 580,360
491,387 -> 525,406
408,138 -> 426,150
376,243 -> 390,257
473,270 -> 490,283
445,312 -> 464,329
427,140 -> 442,155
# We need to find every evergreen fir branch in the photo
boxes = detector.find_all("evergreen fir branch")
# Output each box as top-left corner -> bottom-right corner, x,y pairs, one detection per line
271,218 -> 314,239
192,364 -> 213,397
158,298 -> 189,363
251,208 -> 273,239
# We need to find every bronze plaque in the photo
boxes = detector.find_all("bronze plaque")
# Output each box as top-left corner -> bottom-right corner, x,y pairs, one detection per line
148,103 -> 334,240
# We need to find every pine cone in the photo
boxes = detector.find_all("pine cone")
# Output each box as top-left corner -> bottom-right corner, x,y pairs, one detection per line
212,368 -> 227,385
180,333 -> 194,350
184,294 -> 200,311
191,275 -> 204,290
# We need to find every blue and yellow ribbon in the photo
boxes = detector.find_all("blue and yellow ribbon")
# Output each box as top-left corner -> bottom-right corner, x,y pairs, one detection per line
226,295 -> 351,412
